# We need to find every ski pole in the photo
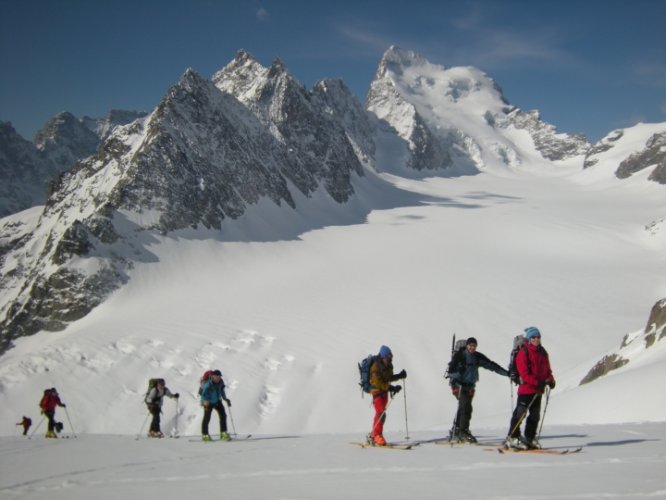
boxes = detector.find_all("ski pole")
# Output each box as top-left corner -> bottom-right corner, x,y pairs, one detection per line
507,390 -> 540,439
403,379 -> 410,441
28,417 -> 45,439
173,398 -> 180,437
537,386 -> 551,441
136,412 -> 150,440
227,402 -> 237,437
63,406 -> 77,438
370,393 -> 394,437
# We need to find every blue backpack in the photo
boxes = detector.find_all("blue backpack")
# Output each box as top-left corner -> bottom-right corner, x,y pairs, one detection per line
358,354 -> 378,394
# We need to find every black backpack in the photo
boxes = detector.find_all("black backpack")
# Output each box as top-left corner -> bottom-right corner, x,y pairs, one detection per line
444,338 -> 468,379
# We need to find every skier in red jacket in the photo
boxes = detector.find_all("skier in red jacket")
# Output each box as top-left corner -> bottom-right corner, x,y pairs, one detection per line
505,327 -> 555,450
39,388 -> 66,438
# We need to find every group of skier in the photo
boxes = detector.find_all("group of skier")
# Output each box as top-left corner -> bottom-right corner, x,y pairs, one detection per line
23,328 -> 553,448
365,326 -> 555,450
143,369 -> 232,440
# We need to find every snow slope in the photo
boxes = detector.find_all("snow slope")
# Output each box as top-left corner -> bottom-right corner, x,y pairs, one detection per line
1,423 -> 665,500
0,163 -> 664,437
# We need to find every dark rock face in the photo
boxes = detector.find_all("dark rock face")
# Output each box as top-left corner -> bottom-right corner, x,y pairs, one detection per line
616,132 -> 666,184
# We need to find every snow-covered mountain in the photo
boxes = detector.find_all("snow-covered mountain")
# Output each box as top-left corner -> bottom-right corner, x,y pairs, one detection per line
0,47 -> 664,438
212,50 -> 365,202
366,46 -> 590,174
0,122 -> 61,217
584,124 -> 666,184
0,110 -> 146,217
34,110 -> 146,176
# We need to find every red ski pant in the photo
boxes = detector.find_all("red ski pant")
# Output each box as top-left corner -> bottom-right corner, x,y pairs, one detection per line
372,393 -> 388,436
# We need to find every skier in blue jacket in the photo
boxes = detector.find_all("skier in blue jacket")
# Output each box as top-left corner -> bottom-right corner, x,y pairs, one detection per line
200,369 -> 232,441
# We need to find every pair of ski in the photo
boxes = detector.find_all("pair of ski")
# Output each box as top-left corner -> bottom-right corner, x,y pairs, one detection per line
350,440 -> 417,451
188,434 -> 252,443
438,438 -> 582,454
495,446 -> 583,455
351,439 -> 582,454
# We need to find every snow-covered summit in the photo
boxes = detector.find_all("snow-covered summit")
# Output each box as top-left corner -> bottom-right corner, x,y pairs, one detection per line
366,46 -> 590,173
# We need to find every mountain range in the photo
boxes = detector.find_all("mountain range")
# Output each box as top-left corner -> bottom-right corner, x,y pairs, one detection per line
0,46 -> 664,408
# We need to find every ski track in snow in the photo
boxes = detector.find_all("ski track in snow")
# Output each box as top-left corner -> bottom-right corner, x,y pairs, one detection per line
1,423 -> 665,499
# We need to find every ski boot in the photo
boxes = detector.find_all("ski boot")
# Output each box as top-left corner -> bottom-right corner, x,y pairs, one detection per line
525,437 -> 542,450
45,431 -> 57,439
373,434 -> 387,446
503,435 -> 527,450
459,430 -> 478,443
202,434 -> 213,442
220,431 -> 231,441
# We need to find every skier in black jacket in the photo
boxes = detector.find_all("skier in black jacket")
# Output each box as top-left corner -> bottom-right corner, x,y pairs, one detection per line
447,337 -> 509,442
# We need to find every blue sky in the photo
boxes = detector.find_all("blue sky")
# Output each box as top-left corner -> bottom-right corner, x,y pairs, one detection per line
1,0 -> 665,143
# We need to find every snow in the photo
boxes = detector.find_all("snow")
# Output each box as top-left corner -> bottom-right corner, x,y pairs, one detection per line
1,56 -> 666,498
2,424 -> 665,499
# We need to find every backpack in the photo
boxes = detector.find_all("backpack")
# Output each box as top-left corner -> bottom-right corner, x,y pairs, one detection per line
198,370 -> 223,396
508,335 -> 529,385
358,354 -> 378,394
39,389 -> 51,411
444,339 -> 468,379
145,378 -> 165,403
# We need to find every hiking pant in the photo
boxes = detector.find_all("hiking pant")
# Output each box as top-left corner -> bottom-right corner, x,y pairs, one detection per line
148,404 -> 162,433
202,401 -> 227,436
509,393 -> 542,440
372,393 -> 388,436
44,409 -> 57,433
452,385 -> 475,433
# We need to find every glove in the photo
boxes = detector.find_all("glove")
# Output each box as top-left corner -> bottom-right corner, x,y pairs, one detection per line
396,369 -> 407,380
173,393 -> 180,399
225,399 -> 232,407
389,385 -> 402,396
548,379 -> 556,389
61,404 -> 67,408
538,380 -> 547,392
203,401 -> 210,408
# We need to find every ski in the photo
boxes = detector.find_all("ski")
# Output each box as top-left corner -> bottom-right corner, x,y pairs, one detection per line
188,434 -> 252,443
493,447 -> 583,455
436,440 -> 503,447
350,441 -> 415,450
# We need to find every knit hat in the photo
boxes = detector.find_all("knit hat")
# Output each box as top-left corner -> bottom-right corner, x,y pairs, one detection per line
212,369 -> 222,376
379,345 -> 392,358
466,337 -> 478,346
525,327 -> 541,339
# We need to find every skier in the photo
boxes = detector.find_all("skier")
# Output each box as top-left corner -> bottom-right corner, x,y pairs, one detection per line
200,369 -> 232,441
447,337 -> 509,443
504,327 -> 556,450
145,379 -> 179,438
39,388 -> 66,438
16,416 -> 32,436
368,345 -> 407,446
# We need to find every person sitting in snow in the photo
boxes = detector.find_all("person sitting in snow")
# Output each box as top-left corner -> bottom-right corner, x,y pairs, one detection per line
39,388 -> 66,438
368,345 -> 407,446
447,337 -> 509,443
200,369 -> 232,442
504,327 -> 555,450
145,379 -> 179,438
